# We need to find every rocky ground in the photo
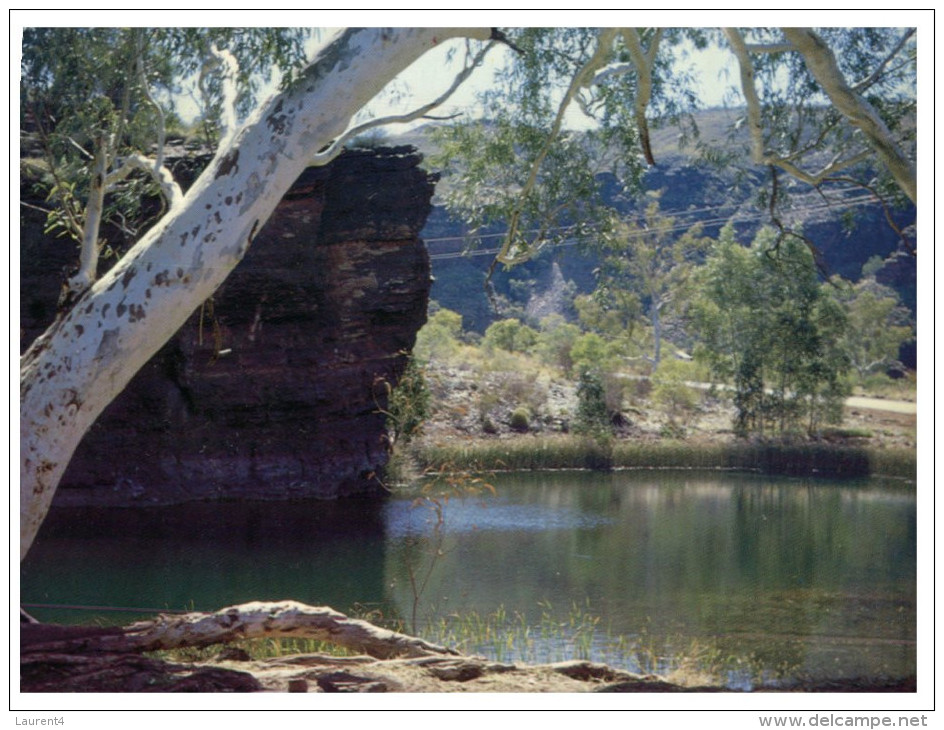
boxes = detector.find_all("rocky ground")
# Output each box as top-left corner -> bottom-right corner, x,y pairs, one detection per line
417,362 -> 917,451
21,622 -> 915,694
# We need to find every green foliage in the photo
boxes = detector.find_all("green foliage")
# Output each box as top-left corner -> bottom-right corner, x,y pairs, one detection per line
533,315 -> 582,372
21,28 -> 311,252
569,333 -> 610,375
574,370 -> 613,438
575,291 -> 639,340
509,406 -> 531,433
483,318 -> 539,354
414,305 -> 465,361
432,27 -> 915,272
383,357 -> 431,448
590,195 -> 710,364
691,226 -> 852,437
831,277 -> 914,379
651,358 -> 700,426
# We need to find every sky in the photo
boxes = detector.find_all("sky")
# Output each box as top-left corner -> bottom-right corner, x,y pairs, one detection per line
11,10 -> 926,133
353,33 -> 740,132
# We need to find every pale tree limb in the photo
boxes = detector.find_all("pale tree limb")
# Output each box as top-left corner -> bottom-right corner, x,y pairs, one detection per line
56,31 -> 186,309
498,28 -> 619,266
20,28 -> 492,561
621,28 -> 663,166
743,42 -> 794,54
722,28 -> 769,166
21,601 -> 459,660
312,39 -> 497,166
196,42 -> 240,149
134,28 -> 181,208
61,140 -> 108,304
210,43 -> 240,151
852,28 -> 916,92
723,28 -> 901,196
765,149 -> 875,188
105,153 -> 183,209
781,27 -> 916,204
589,60 -> 634,86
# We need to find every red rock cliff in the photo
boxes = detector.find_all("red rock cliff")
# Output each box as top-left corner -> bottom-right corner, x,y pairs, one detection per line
20,146 -> 434,506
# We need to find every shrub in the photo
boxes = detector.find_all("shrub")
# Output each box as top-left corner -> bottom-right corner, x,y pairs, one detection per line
510,406 -> 531,433
534,316 -> 581,372
415,306 -> 464,361
651,358 -> 700,424
382,357 -> 431,447
483,318 -> 539,354
569,333 -> 609,375
574,370 -> 612,437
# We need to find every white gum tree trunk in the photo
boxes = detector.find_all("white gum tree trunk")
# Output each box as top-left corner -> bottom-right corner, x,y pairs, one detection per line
20,27 -> 491,560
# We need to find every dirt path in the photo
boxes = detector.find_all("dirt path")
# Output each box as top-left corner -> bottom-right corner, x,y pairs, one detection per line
845,396 -> 916,414
681,377 -> 916,415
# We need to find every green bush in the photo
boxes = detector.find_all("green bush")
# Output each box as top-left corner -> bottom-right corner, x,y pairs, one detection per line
510,406 -> 531,433
415,306 -> 464,360
574,370 -> 612,437
383,357 -> 430,446
651,358 -> 700,423
534,316 -> 581,372
483,318 -> 539,354
569,333 -> 609,375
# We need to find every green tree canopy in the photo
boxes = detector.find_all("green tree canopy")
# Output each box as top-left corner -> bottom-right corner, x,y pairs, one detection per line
691,225 -> 852,436
832,277 -> 914,378
22,28 -> 312,299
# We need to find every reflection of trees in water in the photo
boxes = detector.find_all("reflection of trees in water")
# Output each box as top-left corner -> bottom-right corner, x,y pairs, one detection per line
382,471 -> 915,679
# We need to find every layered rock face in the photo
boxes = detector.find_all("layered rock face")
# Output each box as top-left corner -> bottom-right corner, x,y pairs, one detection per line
20,147 -> 434,506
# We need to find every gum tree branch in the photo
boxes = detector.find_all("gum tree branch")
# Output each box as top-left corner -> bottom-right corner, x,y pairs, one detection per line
723,28 -> 768,166
781,27 -> 916,203
62,140 -> 109,303
312,39 -> 497,166
621,28 -> 663,165
21,601 -> 460,660
852,27 -> 916,92
105,153 -> 184,209
210,43 -> 240,151
723,28 -> 898,197
498,28 -> 618,266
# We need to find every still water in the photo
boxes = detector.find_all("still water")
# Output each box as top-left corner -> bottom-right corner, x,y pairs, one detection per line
21,470 -> 915,686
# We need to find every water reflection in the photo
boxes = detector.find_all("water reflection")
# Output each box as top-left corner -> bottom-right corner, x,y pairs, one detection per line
21,470 -> 915,684
21,498 -> 389,624
382,471 -> 916,682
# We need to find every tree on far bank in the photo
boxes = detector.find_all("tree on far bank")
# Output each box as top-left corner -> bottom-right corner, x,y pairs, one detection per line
691,225 -> 852,437
590,194 -> 709,366
832,277 -> 914,379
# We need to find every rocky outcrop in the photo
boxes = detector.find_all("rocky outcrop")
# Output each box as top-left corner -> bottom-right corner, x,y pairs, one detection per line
20,146 -> 435,506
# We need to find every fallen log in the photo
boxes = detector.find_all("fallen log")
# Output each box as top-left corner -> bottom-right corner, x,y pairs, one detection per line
21,601 -> 459,660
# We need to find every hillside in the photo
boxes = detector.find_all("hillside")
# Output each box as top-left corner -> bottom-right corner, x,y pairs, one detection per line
384,111 -> 917,367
